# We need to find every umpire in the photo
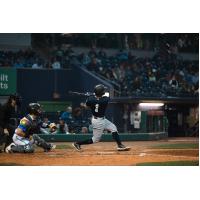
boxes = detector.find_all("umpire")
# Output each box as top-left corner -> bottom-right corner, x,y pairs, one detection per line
0,94 -> 21,152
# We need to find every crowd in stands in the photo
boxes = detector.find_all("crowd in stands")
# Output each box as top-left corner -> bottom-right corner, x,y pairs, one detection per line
58,33 -> 199,53
77,46 -> 199,98
0,49 -> 44,68
40,104 -> 92,135
0,34 -> 198,98
1,34 -> 198,69
123,33 -> 199,53
0,46 -> 75,69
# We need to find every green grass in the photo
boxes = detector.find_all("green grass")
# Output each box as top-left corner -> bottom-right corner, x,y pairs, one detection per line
55,144 -> 73,149
136,160 -> 199,166
151,143 -> 199,149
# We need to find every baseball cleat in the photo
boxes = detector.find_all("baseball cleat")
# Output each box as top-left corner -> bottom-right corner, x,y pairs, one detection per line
72,143 -> 81,151
5,143 -> 15,153
117,144 -> 131,151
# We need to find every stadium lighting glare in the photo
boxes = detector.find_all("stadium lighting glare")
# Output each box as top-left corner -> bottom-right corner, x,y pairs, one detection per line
139,103 -> 164,107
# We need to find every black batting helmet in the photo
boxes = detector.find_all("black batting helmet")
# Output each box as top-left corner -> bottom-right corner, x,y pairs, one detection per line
94,84 -> 106,97
27,103 -> 42,116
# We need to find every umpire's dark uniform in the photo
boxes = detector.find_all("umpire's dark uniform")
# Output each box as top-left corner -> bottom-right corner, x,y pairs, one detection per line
0,95 -> 19,152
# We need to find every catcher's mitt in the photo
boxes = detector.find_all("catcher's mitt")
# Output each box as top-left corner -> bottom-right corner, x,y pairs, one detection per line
49,123 -> 57,133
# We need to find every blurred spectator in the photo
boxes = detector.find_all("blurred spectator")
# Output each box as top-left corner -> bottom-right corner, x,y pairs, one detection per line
51,58 -> 61,69
57,119 -> 69,134
80,102 -> 92,120
148,71 -> 156,82
52,91 -> 60,100
132,77 -> 141,90
178,37 -> 185,49
88,124 -> 93,133
43,117 -> 50,125
82,53 -> 91,65
88,47 -> 97,58
60,106 -> 72,122
123,104 -> 129,132
169,75 -> 179,89
14,59 -> 24,68
32,62 -> 39,68
81,127 -> 88,134
73,107 -> 83,121
32,60 -> 43,69
191,72 -> 199,85
45,61 -> 52,69
55,47 -> 64,59
98,49 -> 107,58
87,57 -> 99,72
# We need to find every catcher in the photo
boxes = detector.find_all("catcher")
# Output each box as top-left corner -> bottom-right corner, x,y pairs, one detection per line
5,103 -> 56,153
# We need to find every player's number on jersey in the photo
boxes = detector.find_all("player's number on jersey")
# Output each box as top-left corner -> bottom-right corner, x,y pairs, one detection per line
95,104 -> 99,113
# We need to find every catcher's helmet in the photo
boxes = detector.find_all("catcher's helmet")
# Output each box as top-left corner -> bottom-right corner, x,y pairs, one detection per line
94,84 -> 106,97
27,103 -> 42,116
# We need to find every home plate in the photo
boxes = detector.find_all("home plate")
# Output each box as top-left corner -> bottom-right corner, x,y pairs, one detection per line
97,152 -> 115,155
139,153 -> 146,157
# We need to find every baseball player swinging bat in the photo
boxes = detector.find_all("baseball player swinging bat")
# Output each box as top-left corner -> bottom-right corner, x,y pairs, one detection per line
69,84 -> 130,151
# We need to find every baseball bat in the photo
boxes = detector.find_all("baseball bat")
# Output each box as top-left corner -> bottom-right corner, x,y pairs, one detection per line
68,91 -> 94,96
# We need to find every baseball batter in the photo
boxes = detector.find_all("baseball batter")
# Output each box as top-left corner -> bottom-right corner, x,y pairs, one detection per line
72,84 -> 130,151
5,103 -> 56,153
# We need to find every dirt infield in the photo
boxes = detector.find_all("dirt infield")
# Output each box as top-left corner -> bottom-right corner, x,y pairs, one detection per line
0,137 -> 199,166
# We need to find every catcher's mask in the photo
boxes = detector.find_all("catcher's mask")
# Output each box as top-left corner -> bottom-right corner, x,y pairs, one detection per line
27,103 -> 42,116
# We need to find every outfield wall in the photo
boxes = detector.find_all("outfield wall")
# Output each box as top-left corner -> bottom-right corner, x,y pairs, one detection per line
39,132 -> 168,142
